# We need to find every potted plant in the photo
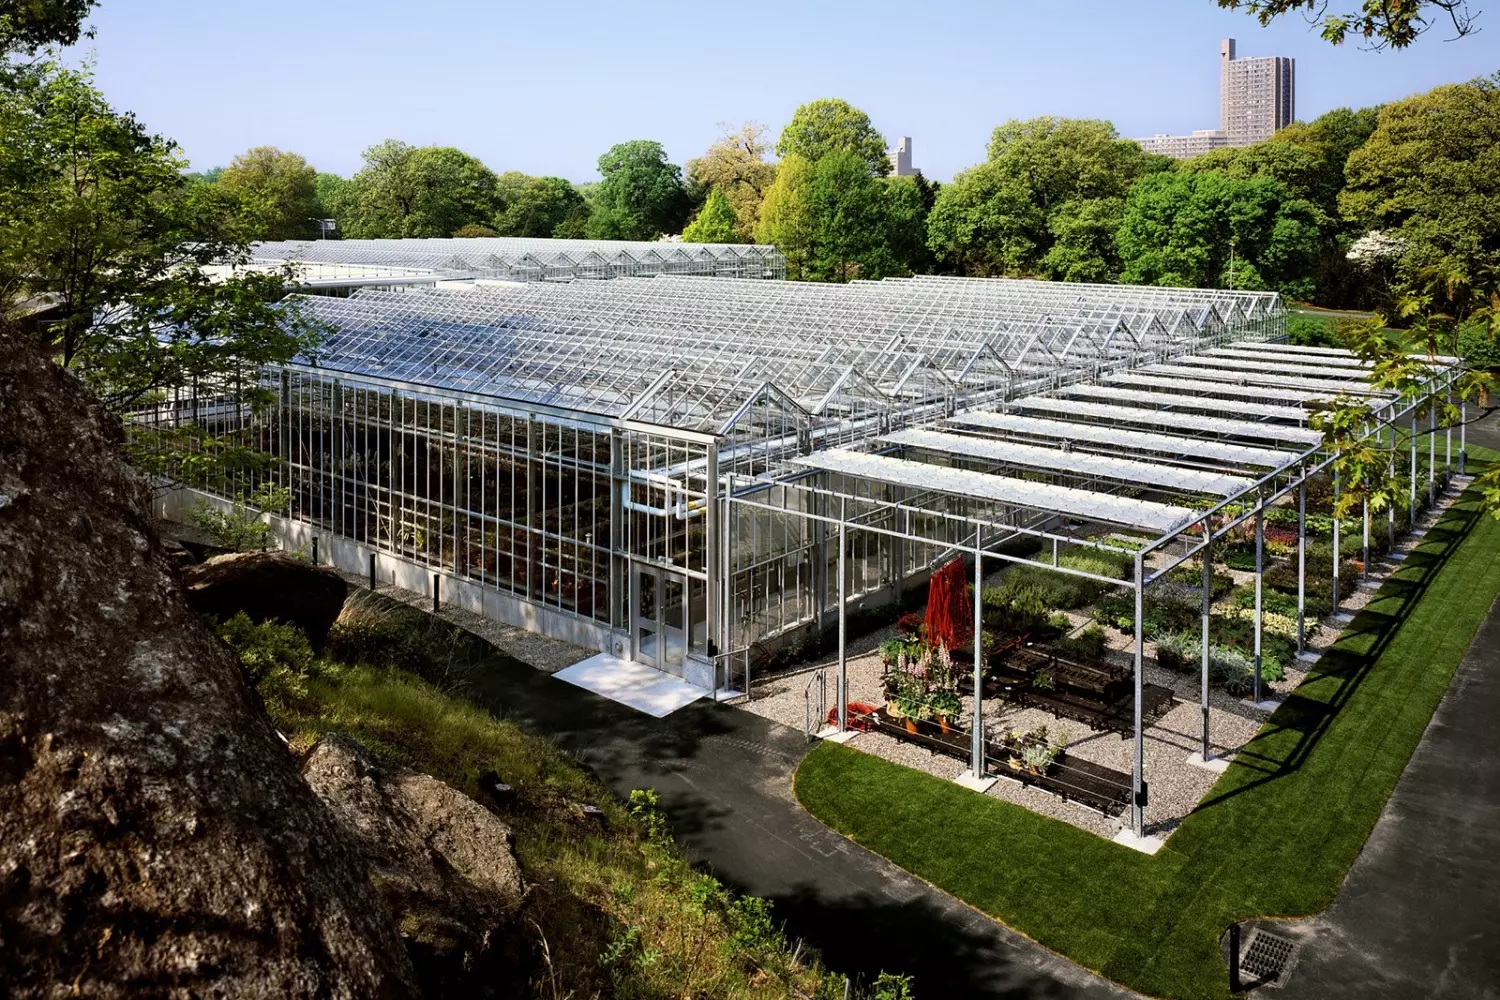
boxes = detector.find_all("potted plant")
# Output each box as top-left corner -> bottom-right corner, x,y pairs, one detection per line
1022,742 -> 1055,776
892,694 -> 925,734
928,690 -> 961,734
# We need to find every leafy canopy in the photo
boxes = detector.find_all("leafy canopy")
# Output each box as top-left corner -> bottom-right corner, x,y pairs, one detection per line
494,172 -> 589,238
1214,0 -> 1478,48
776,98 -> 890,176
755,152 -> 817,279
685,122 -> 776,241
336,140 -> 502,238
586,139 -> 690,241
218,146 -> 320,240
681,187 -> 739,244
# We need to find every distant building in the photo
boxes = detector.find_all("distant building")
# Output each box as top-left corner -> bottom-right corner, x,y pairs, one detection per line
888,136 -> 916,176
1135,129 -> 1228,159
1219,38 -> 1295,146
1132,38 -> 1295,159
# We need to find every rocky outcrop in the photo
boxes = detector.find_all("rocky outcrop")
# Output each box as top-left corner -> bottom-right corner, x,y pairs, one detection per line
303,735 -> 526,996
0,331 -> 420,998
182,551 -> 349,647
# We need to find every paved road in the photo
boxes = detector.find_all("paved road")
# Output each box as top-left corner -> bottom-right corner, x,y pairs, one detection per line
462,660 -> 1131,998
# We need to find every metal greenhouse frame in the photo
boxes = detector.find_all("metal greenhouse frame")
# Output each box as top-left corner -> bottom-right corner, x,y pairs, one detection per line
142,270 -> 1463,837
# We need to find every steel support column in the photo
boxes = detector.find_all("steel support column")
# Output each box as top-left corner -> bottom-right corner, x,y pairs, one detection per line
1296,479 -> 1306,654
1200,530 -> 1212,761
835,497 -> 847,732
972,528 -> 985,779
1332,471 -> 1341,611
1131,551 -> 1145,837
1253,491 -> 1264,705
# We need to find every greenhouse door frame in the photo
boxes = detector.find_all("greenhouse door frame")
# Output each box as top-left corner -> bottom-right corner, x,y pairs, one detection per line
629,560 -> 690,677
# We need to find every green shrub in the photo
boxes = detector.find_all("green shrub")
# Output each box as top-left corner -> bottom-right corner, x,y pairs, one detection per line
1458,319 -> 1500,371
1166,561 -> 1235,599
1058,624 -> 1110,662
216,612 -> 316,682
1156,632 -> 1284,691
1286,313 -> 1341,348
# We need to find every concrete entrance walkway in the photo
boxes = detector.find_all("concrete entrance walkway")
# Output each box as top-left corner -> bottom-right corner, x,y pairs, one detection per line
462,654 -> 1133,997
1277,590 -> 1500,998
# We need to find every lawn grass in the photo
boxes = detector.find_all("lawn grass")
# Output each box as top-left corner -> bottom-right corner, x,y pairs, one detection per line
795,456 -> 1500,1000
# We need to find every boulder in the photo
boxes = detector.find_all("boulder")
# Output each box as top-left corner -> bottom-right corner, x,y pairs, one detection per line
182,551 -> 349,646
0,330 -> 419,998
303,735 -> 526,996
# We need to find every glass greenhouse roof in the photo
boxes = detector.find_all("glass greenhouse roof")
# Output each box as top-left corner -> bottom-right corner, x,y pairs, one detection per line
285,275 -> 1283,435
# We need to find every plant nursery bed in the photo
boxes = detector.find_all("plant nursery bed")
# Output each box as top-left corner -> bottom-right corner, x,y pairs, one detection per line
861,707 -> 1131,816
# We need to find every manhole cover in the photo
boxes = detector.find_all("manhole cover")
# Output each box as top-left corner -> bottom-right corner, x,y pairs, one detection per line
1241,929 -> 1298,983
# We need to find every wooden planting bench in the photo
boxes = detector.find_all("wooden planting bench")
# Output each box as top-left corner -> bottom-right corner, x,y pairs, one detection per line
957,646 -> 1177,737
856,707 -> 1131,816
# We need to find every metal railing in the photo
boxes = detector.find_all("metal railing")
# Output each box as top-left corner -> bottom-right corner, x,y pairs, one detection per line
803,667 -> 828,741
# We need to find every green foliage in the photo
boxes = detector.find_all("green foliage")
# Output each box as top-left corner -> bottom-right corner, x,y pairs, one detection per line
1287,313 -> 1342,347
188,484 -> 290,551
218,146 -> 320,240
0,0 -> 95,55
871,971 -> 916,1000
685,122 -> 776,241
1117,170 -> 1321,298
776,98 -> 889,176
451,223 -> 498,237
1215,0 -> 1480,49
682,186 -> 740,244
1057,624 -> 1110,663
1459,319 -> 1500,371
587,139 -> 690,240
215,612 -> 316,682
1342,74 -> 1500,287
0,63 -> 323,413
928,117 -> 1150,278
754,152 -> 816,279
493,172 -> 590,238
807,150 -> 900,281
333,140 -> 503,238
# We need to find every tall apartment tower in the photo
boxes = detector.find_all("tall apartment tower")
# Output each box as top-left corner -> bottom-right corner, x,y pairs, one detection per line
888,136 -> 916,176
1219,38 -> 1295,146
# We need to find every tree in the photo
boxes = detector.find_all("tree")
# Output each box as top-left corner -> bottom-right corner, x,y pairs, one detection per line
1214,0 -> 1478,49
493,172 -> 590,238
776,98 -> 890,176
881,173 -> 936,276
929,117 -> 1153,278
1041,196 -> 1127,283
0,63 -> 319,430
218,146 -> 320,240
451,223 -> 498,237
586,140 -> 689,241
313,171 -> 351,229
806,151 -> 898,282
1116,170 -> 1321,297
339,141 -> 502,238
681,187 -> 739,244
755,153 -> 817,279
1340,74 -> 1500,292
0,0 -> 96,55
685,122 -> 777,240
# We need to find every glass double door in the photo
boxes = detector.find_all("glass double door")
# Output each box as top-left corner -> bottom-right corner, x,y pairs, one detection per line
630,564 -> 711,676
632,566 -> 687,676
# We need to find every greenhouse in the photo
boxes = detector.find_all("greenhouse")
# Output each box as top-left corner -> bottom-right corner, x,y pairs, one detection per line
246,237 -> 787,289
144,271 -> 1464,839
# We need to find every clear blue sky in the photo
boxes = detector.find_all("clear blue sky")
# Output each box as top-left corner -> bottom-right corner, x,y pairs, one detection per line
71,0 -> 1498,183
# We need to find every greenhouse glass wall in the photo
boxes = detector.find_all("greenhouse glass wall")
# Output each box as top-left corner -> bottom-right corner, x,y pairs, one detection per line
150,273 -> 1291,691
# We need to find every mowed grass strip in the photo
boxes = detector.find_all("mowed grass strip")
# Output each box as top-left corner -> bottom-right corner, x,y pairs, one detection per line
795,455 -> 1500,1000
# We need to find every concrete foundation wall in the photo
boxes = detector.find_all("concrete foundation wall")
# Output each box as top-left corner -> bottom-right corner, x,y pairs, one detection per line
158,488 -> 614,654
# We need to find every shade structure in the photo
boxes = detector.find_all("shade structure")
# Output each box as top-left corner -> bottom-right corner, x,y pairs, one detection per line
1140,363 -> 1394,397
1008,397 -> 1324,445
790,448 -> 1199,534
946,411 -> 1294,468
881,427 -> 1254,495
1057,384 -> 1314,422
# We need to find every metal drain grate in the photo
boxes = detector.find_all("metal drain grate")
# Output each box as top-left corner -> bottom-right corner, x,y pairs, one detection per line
1241,930 -> 1297,982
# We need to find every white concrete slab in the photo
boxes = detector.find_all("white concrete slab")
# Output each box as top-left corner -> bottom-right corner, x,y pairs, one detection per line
1113,828 -> 1166,855
554,653 -> 706,718
1186,752 -> 1232,773
1297,650 -> 1323,664
1242,697 -> 1285,712
954,772 -> 998,794
1388,551 -> 1408,562
1333,611 -> 1356,624
816,726 -> 860,743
